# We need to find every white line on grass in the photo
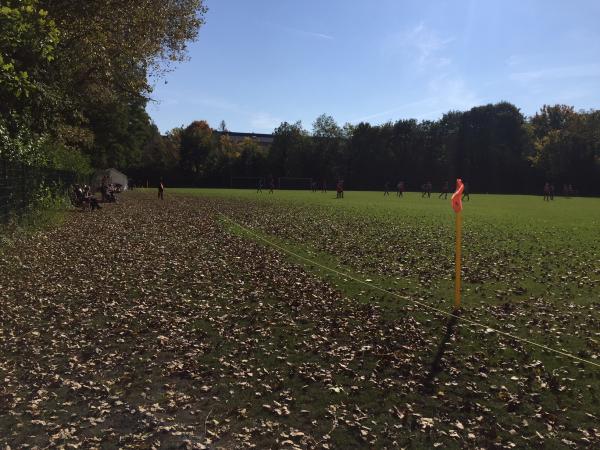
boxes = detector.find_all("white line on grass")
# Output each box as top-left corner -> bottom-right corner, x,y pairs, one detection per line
221,213 -> 600,371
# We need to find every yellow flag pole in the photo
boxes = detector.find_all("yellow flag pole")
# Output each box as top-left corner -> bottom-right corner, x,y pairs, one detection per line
454,210 -> 462,310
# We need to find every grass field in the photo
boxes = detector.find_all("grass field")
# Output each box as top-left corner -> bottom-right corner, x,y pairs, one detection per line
175,187 -> 600,310
175,188 -> 600,446
1,189 -> 598,448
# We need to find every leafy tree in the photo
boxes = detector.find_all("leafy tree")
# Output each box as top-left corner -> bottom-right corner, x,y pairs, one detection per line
455,102 -> 530,192
312,114 -> 342,138
530,106 -> 600,192
38,0 -> 207,101
0,0 -> 59,163
312,114 -> 345,179
34,0 -> 207,168
236,138 -> 268,177
269,121 -> 307,177
0,0 -> 59,117
531,105 -> 576,139
163,105 -> 598,195
180,120 -> 214,174
138,125 -> 179,171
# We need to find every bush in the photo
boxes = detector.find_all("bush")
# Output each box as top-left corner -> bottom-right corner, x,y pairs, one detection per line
42,142 -> 93,175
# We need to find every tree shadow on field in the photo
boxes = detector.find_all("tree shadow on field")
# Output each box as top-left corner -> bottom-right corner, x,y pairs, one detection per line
422,314 -> 459,394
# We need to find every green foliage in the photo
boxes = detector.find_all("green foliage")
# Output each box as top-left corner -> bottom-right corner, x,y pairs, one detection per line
270,121 -> 308,177
0,116 -> 92,174
312,113 -> 342,138
42,142 -> 92,174
85,97 -> 155,168
0,0 -> 60,166
0,0 -> 59,105
180,120 -> 214,174
139,125 -> 179,171
530,106 -> 600,192
237,137 -> 268,176
455,102 -> 531,191
1,0 -> 207,174
0,117 -> 46,164
33,0 -> 208,164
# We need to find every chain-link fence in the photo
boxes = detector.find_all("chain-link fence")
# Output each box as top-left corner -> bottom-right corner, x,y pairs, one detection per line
0,158 -> 79,225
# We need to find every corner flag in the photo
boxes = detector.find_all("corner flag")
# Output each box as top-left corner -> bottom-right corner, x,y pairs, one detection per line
451,178 -> 464,310
451,178 -> 464,213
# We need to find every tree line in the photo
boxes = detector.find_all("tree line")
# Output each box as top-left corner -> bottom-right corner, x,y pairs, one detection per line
141,103 -> 600,195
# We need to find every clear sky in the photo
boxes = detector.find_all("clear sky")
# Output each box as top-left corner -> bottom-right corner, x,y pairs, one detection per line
146,0 -> 600,134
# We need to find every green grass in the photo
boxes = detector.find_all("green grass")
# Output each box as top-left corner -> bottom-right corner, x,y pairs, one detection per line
168,187 -> 600,225
168,188 -> 599,305
163,188 -> 600,447
0,203 -> 68,251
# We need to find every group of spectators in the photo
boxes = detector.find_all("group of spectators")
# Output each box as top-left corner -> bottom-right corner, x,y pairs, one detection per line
72,184 -> 102,210
100,175 -> 122,203
72,175 -> 122,211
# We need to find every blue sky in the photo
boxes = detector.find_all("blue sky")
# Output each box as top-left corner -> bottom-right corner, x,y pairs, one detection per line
147,0 -> 600,134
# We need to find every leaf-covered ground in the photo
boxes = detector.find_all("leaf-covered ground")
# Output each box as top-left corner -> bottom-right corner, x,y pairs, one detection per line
1,192 -> 599,449
200,189 -> 600,366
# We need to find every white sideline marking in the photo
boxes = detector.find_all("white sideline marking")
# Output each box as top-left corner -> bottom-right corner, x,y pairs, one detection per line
221,213 -> 600,370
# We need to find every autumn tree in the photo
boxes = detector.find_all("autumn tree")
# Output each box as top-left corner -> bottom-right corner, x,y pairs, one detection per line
2,0 -> 207,170
180,120 -> 214,174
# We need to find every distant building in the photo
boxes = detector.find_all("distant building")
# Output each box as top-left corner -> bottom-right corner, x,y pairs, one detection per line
216,131 -> 274,147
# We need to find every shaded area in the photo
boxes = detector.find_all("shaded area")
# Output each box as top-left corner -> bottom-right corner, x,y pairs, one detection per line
423,314 -> 460,394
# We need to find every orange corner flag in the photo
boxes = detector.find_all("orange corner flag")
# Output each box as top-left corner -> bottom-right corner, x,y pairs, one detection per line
451,178 -> 464,310
451,178 -> 464,213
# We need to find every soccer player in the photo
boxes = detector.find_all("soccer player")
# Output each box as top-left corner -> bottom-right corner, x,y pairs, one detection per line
158,178 -> 164,200
422,181 -> 432,198
384,181 -> 390,196
462,182 -> 470,201
257,179 -> 263,193
439,181 -> 449,199
543,182 -> 550,201
336,179 -> 344,199
269,177 -> 275,194
397,181 -> 404,197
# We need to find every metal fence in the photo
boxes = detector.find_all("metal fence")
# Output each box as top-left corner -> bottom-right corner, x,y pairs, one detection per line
0,158 -> 79,225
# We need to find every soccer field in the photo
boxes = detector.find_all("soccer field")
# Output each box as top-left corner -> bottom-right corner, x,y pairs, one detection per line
158,189 -> 600,430
171,188 -> 600,310
172,187 -> 600,316
2,190 -> 598,448
171,188 -> 600,444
